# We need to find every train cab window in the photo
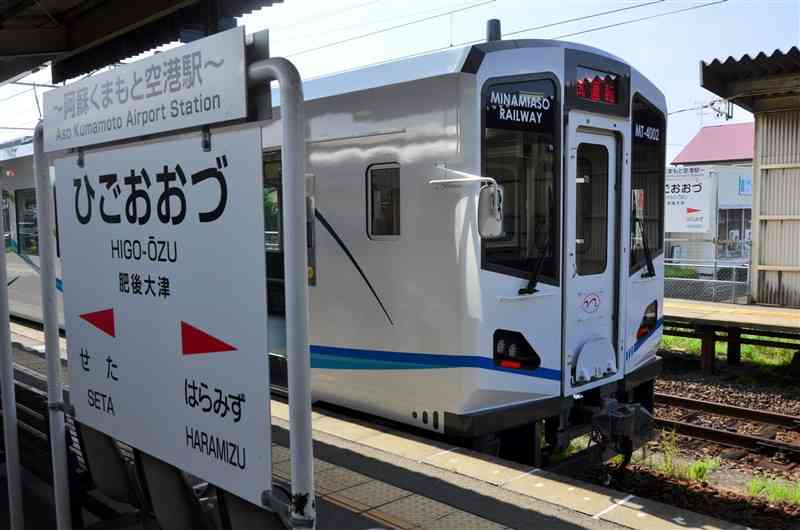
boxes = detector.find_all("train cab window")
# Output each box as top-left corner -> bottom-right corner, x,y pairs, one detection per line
367,163 -> 400,238
576,144 -> 609,275
482,78 -> 559,284
630,94 -> 666,274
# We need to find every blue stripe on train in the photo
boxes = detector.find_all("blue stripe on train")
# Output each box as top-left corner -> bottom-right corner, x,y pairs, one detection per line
309,344 -> 562,381
625,318 -> 663,361
310,319 -> 663,379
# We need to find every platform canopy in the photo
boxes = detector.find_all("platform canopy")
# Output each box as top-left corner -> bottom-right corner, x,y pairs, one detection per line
701,47 -> 800,112
0,0 -> 280,84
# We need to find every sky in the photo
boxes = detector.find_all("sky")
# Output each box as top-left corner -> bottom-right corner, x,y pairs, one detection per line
1,0 -> 798,162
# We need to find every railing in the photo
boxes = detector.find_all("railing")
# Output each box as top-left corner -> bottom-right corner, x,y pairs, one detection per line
664,259 -> 750,304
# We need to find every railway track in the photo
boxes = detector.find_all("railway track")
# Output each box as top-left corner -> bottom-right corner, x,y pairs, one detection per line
654,393 -> 800,460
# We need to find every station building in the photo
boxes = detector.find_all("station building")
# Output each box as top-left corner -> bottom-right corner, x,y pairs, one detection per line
702,47 -> 800,307
667,122 -> 754,265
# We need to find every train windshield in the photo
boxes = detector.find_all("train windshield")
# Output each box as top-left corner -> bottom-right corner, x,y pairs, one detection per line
482,78 -> 559,284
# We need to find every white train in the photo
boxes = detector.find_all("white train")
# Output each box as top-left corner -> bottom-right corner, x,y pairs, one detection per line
262,27 -> 666,460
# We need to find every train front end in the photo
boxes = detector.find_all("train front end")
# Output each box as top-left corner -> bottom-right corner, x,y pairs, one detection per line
450,39 -> 665,459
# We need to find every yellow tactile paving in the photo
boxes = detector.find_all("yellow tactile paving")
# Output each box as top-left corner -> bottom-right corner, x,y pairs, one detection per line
311,415 -> 386,441
358,431 -> 455,461
601,496 -> 746,530
422,448 -> 534,486
503,473 -> 618,516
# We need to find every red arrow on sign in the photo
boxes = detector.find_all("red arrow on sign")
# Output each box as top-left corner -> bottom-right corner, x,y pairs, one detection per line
80,308 -> 116,337
687,207 -> 701,213
181,321 -> 237,355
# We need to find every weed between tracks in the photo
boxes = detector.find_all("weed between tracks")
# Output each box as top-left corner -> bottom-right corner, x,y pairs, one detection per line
748,477 -> 800,505
639,429 -> 720,482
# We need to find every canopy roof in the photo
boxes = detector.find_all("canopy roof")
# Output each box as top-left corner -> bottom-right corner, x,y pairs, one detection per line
701,47 -> 800,112
0,0 -> 279,84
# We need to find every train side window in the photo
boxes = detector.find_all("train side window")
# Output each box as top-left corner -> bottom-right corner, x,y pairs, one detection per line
367,163 -> 400,239
630,93 -> 666,274
263,151 -> 283,253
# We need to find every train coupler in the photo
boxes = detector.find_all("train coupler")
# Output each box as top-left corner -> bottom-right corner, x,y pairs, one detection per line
590,399 -> 654,464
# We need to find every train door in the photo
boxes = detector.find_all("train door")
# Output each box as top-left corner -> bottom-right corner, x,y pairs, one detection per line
563,128 -> 620,394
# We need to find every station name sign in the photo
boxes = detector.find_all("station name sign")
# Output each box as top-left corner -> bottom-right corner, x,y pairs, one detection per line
55,126 -> 270,505
43,27 -> 247,152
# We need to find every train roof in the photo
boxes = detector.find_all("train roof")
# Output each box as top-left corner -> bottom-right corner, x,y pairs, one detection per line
271,39 -> 661,107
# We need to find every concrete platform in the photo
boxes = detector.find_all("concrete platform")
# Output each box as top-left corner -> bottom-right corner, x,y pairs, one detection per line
664,298 -> 800,333
6,326 -> 750,530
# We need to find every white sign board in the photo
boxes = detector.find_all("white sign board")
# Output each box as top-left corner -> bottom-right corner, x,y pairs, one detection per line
43,27 -> 247,152
55,126 -> 270,505
665,166 -> 712,233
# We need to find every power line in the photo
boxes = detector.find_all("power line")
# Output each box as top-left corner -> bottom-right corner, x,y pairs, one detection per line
269,0 -> 385,31
503,0 -> 665,38
276,0 -> 484,44
12,81 -> 58,88
553,0 -> 728,39
297,0 -> 728,88
0,88 -> 33,104
284,0 -> 680,61
286,0 -> 496,58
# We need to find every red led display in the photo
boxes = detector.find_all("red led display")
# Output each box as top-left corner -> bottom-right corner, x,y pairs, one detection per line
575,67 -> 618,105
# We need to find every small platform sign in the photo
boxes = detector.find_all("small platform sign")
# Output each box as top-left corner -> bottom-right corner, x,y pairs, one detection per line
43,27 -> 247,152
55,126 -> 270,506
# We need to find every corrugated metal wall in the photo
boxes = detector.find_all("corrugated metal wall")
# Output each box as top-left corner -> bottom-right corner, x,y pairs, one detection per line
753,110 -> 800,307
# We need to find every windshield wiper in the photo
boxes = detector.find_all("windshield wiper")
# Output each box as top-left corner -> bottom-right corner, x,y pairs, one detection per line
637,217 -> 656,278
518,238 -> 550,295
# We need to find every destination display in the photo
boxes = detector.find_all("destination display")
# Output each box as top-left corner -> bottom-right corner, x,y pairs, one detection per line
574,66 -> 618,105
43,27 -> 247,152
54,126 -> 270,506
484,79 -> 557,133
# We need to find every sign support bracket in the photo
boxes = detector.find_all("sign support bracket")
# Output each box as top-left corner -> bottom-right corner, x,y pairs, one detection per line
34,120 -> 74,530
0,173 -> 25,530
248,57 -> 316,529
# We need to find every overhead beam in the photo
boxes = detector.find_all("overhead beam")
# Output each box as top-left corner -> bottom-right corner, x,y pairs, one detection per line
0,28 -> 67,56
753,94 -> 800,113
728,73 -> 800,99
63,0 -> 200,56
0,0 -> 37,26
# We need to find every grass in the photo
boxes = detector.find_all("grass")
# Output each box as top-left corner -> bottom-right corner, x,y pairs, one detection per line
686,457 -> 720,481
665,265 -> 699,279
747,477 -> 800,505
642,429 -> 719,482
660,334 -> 798,368
548,435 -> 588,465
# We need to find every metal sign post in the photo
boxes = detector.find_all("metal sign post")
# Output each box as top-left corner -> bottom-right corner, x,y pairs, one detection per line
248,58 -> 315,528
0,183 -> 25,530
34,121 -> 73,529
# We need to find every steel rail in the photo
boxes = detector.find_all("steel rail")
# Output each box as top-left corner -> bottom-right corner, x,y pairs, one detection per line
655,393 -> 800,430
654,417 -> 800,459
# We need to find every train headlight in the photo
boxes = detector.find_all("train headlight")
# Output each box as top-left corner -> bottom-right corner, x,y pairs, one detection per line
493,330 -> 541,371
507,343 -> 519,359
